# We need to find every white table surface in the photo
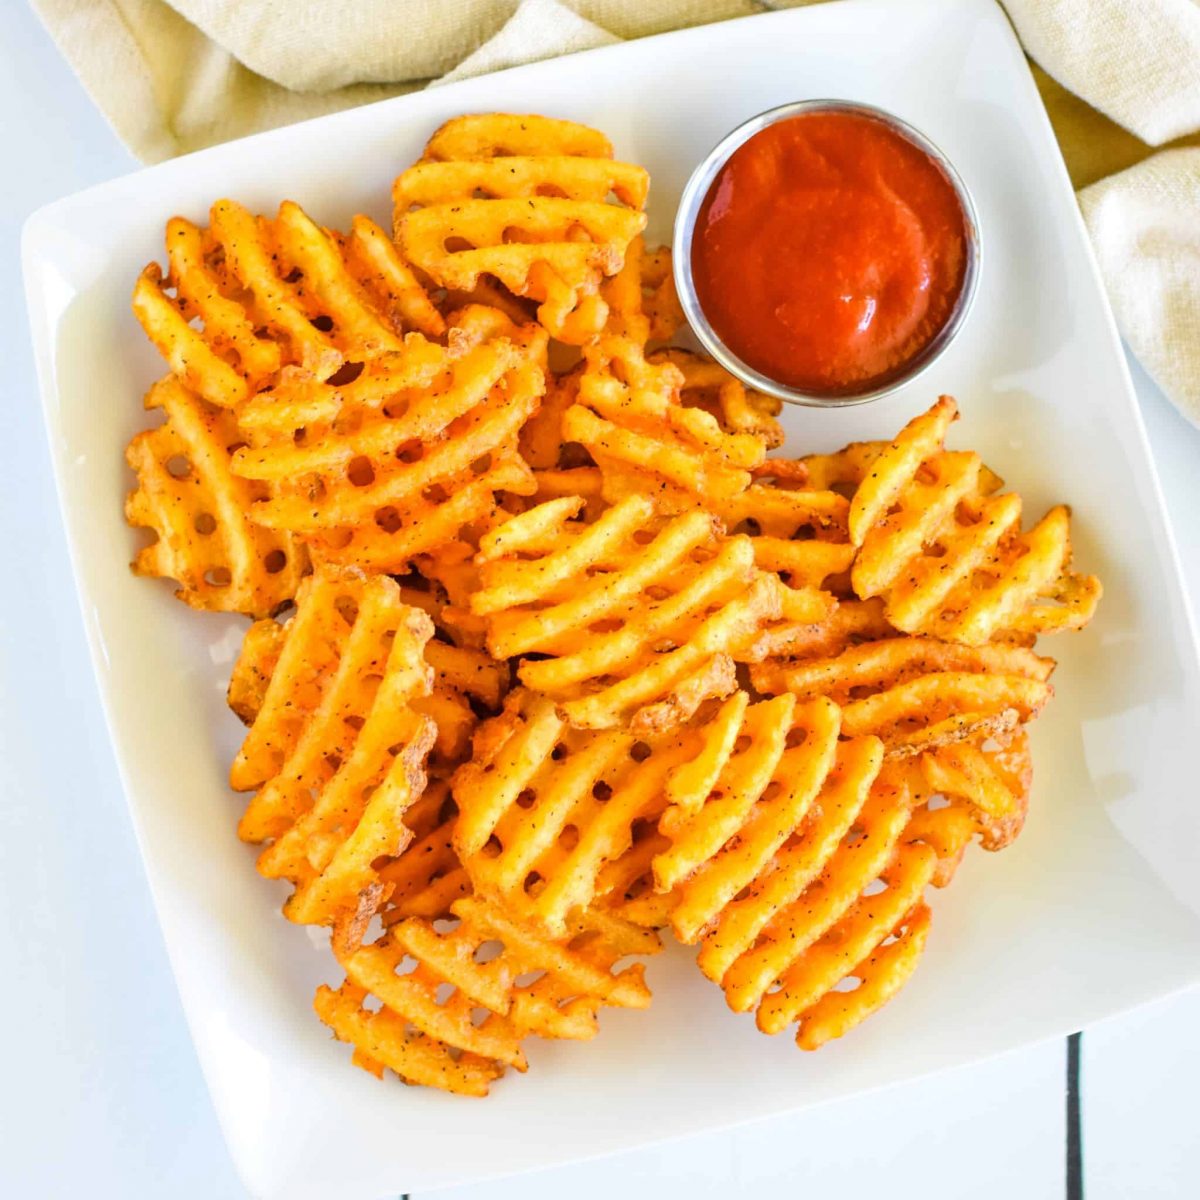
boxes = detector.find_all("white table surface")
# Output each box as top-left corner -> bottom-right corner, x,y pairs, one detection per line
3,3 -> 1197,1196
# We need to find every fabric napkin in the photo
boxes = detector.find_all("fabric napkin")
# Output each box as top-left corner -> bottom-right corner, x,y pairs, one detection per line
1080,150 -> 1200,427
30,0 -> 1200,426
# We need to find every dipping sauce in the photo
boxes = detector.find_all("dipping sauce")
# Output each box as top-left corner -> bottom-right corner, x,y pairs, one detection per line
690,110 -> 969,396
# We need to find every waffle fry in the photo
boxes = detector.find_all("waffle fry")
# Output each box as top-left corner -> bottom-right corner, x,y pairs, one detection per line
692,753 -> 972,1049
916,729 -> 1033,852
232,312 -> 546,573
601,237 -> 683,344
125,376 -> 306,616
488,475 -> 836,648
751,636 -> 1054,756
315,893 -> 658,1095
654,348 -> 784,449
227,594 -> 496,923
379,781 -> 473,923
710,483 -> 853,624
518,255 -> 687,478
563,336 -> 766,512
592,829 -> 678,929
339,213 -> 446,340
452,689 -> 696,934
395,114 -> 648,343
471,495 -> 784,731
749,598 -> 897,663
518,365 -> 582,471
661,695 -> 878,944
828,397 -> 1102,643
782,900 -> 934,1051
230,573 -> 438,950
227,580 -> 503,764
406,547 -> 492,649
637,245 -> 683,344
528,466 -> 607,520
419,638 -> 508,768
226,617 -> 287,724
133,200 -> 439,408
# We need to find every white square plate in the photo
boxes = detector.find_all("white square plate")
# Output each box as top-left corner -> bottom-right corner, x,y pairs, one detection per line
23,0 -> 1200,1195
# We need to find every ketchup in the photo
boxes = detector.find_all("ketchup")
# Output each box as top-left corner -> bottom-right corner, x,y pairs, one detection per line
690,110 -> 968,395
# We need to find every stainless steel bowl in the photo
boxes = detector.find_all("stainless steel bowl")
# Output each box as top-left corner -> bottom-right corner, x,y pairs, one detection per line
672,99 -> 981,408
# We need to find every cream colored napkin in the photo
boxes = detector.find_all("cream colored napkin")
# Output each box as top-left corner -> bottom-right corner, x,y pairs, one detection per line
1081,150 -> 1200,427
29,0 -> 754,161
30,0 -> 1200,425
1004,0 -> 1200,146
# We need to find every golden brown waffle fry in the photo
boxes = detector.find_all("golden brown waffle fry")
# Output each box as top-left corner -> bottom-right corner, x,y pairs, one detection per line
517,242 -> 683,479
471,495 -> 784,731
132,200 -> 439,408
452,689 -> 697,934
707,479 -> 854,669
637,245 -> 683,344
518,365 -> 582,470
407,547 -> 493,649
378,781 -> 473,923
751,636 -> 1054,756
339,214 -> 446,341
418,638 -> 509,769
801,438 -> 913,496
226,618 -> 287,724
529,466 -> 607,519
525,354 -> 847,651
125,376 -> 306,616
749,598 -> 898,662
601,237 -> 683,344
226,574 -> 504,752
709,472 -> 850,586
829,396 -> 1102,643
423,113 -> 615,160
443,277 -> 539,327
659,695 -> 877,944
226,601 -> 496,921
231,312 -> 546,573
563,336 -> 766,512
521,352 -> 777,503
395,114 -> 648,344
653,348 -> 784,449
691,753 -> 972,1050
315,893 -> 658,1095
784,901 -> 933,1051
592,829 -> 678,929
230,573 -> 437,950
226,608 -> 495,919
916,728 -> 1033,852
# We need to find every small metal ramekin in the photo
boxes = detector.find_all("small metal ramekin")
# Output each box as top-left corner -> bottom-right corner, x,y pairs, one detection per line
672,99 -> 981,408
